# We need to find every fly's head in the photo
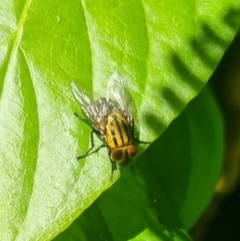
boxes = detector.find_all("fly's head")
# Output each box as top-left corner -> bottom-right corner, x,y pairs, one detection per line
110,145 -> 137,165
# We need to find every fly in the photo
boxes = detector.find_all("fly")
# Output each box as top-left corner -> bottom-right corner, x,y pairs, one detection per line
71,72 -> 150,179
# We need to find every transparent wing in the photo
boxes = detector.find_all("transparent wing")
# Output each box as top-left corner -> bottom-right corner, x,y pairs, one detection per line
71,82 -> 98,128
106,72 -> 137,131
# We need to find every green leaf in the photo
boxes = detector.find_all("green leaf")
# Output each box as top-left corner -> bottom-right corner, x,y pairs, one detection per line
0,0 -> 239,240
55,85 -> 223,241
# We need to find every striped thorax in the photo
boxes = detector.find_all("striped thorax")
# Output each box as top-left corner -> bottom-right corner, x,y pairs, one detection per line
104,112 -> 136,164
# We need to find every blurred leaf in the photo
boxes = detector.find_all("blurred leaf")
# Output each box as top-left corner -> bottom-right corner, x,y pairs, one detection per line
0,0 -> 239,240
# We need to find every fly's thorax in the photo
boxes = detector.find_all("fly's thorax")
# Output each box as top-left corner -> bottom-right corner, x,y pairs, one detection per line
105,112 -> 133,149
111,145 -> 137,164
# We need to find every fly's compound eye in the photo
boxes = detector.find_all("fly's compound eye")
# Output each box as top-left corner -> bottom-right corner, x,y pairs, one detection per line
127,145 -> 137,158
111,149 -> 124,161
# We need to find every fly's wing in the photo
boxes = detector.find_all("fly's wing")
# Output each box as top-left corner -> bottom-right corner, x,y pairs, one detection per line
106,72 -> 138,132
71,82 -> 99,129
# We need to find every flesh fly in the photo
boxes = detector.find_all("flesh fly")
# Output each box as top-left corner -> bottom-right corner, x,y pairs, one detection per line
71,72 -> 149,178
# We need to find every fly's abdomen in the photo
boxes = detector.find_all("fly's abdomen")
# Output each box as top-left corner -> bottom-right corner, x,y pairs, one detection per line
105,113 -> 132,149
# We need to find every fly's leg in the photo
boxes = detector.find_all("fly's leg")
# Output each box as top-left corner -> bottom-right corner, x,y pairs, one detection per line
110,161 -> 115,181
74,112 -> 90,126
128,159 -> 133,170
134,138 -> 151,145
74,112 -> 103,160
77,143 -> 105,160
76,129 -> 101,160
107,148 -> 116,181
